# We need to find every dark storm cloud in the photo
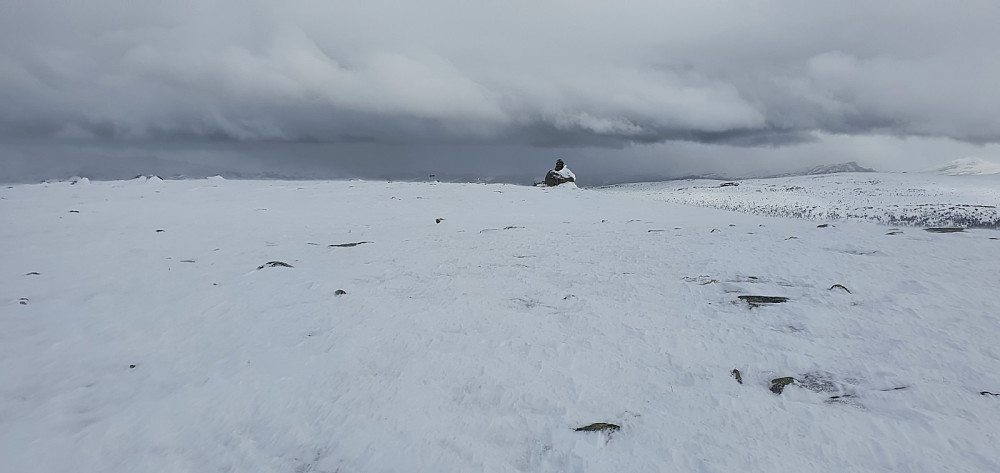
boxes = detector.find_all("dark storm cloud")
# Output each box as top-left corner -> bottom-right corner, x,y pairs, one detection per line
3,0 -> 999,148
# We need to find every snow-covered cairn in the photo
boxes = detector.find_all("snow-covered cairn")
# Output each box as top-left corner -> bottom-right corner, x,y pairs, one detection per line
544,159 -> 576,186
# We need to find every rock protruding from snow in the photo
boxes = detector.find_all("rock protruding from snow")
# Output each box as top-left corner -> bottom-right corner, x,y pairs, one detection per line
329,241 -> 371,247
574,423 -> 620,433
544,165 -> 576,187
257,261 -> 293,269
770,377 -> 795,394
738,295 -> 789,307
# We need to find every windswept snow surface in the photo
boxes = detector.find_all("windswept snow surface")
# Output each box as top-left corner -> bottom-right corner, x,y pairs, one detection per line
602,172 -> 1000,229
2,178 -> 999,472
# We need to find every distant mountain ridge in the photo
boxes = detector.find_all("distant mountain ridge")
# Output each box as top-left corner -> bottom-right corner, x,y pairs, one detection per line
797,161 -> 876,176
673,161 -> 876,181
762,161 -> 876,178
924,158 -> 1000,176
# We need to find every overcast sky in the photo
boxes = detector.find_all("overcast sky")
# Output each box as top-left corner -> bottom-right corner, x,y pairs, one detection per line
3,0 -> 1000,183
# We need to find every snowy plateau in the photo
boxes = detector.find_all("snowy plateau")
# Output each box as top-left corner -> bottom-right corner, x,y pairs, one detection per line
2,173 -> 999,472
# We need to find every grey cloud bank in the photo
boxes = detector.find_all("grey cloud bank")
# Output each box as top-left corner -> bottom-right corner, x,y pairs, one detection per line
2,0 -> 1000,182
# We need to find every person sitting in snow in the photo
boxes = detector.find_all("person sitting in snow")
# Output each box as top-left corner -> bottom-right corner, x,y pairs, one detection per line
544,159 -> 576,186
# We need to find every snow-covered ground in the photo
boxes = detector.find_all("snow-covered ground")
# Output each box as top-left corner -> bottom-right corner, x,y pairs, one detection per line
601,172 -> 1000,229
2,177 -> 999,472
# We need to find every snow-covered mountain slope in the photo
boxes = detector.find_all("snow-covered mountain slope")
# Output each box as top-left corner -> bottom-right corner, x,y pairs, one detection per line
802,161 -> 875,175
2,178 -> 999,472
673,161 -> 875,182
925,157 -> 1000,176
600,172 -> 1000,228
778,161 -> 876,177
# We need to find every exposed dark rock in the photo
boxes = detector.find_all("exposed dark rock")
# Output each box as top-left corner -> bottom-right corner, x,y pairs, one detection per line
179,260 -> 196,263
925,227 -> 964,233
647,229 -> 665,232
329,241 -> 371,247
785,236 -> 799,240
886,230 -> 903,235
732,369 -> 743,384
719,182 -> 739,187
770,377 -> 796,394
19,298 -> 29,305
739,295 -> 789,307
829,284 -> 851,293
982,391 -> 999,397
68,210 -> 79,213
881,386 -> 908,391
257,261 -> 293,269
436,218 -> 444,224
817,224 -> 830,228
129,364 -> 136,369
710,228 -> 721,233
335,290 -> 347,296
156,229 -> 165,233
574,423 -> 620,432
544,171 -> 575,187
24,272 -> 40,276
